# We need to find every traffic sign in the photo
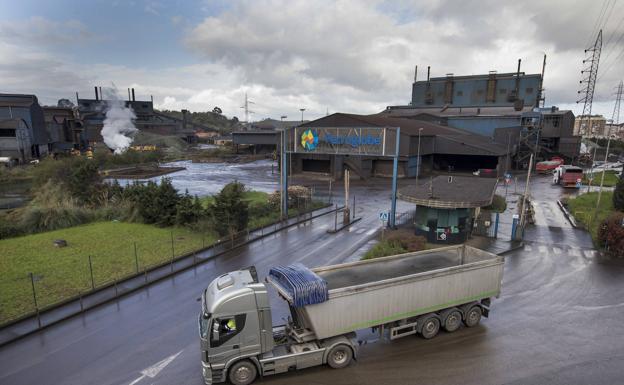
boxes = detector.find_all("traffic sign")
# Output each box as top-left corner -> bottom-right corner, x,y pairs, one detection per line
379,212 -> 389,222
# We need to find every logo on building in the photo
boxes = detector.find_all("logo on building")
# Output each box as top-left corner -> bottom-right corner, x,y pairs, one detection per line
301,129 -> 318,151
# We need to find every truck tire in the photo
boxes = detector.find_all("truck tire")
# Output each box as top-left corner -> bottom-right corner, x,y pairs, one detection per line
228,360 -> 257,385
327,344 -> 353,369
464,306 -> 482,328
420,317 -> 440,339
442,309 -> 462,333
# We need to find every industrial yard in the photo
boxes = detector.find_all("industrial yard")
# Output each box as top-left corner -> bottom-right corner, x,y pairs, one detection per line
1,1 -> 624,385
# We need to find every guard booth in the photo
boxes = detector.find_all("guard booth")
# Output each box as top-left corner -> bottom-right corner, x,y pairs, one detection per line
283,125 -> 401,227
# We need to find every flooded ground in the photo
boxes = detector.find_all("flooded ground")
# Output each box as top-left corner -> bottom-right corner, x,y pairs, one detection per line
108,159 -> 280,196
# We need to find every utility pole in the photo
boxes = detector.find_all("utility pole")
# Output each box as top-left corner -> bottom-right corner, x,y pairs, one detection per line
595,80 -> 623,214
577,30 -> 602,137
519,153 -> 534,231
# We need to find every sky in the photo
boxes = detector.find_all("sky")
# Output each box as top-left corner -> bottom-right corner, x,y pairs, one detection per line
1,0 -> 624,122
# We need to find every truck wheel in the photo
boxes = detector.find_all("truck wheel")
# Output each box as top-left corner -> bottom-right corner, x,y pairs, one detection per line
228,360 -> 257,385
464,306 -> 482,328
443,310 -> 462,333
420,317 -> 440,339
327,344 -> 353,369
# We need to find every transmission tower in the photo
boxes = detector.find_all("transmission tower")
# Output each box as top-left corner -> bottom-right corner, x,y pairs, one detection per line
577,30 -> 602,137
612,80 -> 623,125
240,92 -> 255,129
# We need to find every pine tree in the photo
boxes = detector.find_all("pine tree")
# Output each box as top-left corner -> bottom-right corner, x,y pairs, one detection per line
614,176 -> 624,211
209,182 -> 249,236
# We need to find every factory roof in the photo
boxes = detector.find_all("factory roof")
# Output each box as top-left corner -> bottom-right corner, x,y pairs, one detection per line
398,176 -> 498,208
0,94 -> 39,108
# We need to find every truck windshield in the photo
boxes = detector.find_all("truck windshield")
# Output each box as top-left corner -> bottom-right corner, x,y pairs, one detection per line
199,313 -> 211,339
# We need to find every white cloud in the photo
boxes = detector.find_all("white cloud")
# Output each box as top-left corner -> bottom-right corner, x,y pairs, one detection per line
1,2 -> 624,122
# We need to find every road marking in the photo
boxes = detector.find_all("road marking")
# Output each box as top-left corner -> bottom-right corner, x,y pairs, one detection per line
583,249 -> 597,258
365,228 -> 377,236
128,350 -> 183,385
524,244 -> 532,252
356,228 -> 366,234
538,245 -> 547,253
552,247 -> 561,255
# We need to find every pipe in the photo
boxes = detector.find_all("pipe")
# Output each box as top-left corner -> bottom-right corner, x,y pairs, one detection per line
94,87 -> 98,101
414,65 -> 417,82
128,88 -> 131,101
132,88 -> 135,102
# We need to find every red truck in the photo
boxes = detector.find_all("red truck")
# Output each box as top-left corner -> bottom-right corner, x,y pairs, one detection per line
536,157 -> 564,174
552,165 -> 583,188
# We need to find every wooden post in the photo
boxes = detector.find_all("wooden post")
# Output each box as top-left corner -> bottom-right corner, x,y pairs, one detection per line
29,272 -> 41,327
88,255 -> 95,290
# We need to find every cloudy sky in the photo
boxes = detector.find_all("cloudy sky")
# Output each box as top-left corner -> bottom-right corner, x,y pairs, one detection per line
1,0 -> 624,122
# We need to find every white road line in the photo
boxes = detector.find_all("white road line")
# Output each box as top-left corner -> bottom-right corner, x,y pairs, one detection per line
583,249 -> 597,258
128,350 -> 183,385
524,244 -> 532,252
366,228 -> 377,236
568,248 -> 581,257
356,228 -> 366,234
552,247 -> 561,255
538,245 -> 547,253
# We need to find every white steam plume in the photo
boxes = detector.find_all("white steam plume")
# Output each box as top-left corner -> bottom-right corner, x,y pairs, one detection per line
101,86 -> 138,154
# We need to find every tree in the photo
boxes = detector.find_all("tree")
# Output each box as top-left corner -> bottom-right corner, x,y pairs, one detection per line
68,159 -> 101,205
614,176 -> 624,211
212,106 -> 222,115
176,191 -> 204,225
209,182 -> 249,236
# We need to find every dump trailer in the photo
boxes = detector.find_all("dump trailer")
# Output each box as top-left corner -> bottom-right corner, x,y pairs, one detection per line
553,165 -> 583,188
199,245 -> 504,385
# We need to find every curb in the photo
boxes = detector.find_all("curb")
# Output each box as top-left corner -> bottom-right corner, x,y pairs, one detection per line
556,200 -> 578,228
498,242 -> 525,255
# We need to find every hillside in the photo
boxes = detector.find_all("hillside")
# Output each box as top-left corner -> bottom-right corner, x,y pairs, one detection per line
157,109 -> 243,134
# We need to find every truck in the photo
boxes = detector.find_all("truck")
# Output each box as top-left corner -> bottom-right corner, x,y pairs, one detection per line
535,156 -> 564,174
552,165 -> 583,188
198,245 -> 504,385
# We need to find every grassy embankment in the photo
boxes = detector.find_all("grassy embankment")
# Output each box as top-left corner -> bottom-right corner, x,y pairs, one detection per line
0,222 -> 212,323
0,190 -> 326,324
567,191 -> 614,243
582,170 -> 620,187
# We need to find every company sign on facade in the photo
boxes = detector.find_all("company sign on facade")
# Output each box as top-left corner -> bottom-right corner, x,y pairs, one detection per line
290,126 -> 398,156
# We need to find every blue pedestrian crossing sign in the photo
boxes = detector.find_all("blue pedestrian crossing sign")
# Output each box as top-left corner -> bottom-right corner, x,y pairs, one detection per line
379,212 -> 389,222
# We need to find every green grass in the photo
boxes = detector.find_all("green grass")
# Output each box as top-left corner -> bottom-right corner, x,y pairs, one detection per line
568,191 -> 615,244
583,170 -> 621,187
200,191 -> 269,208
0,221 -> 215,324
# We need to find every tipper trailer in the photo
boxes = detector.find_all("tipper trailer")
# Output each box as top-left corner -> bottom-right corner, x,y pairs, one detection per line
198,245 -> 504,385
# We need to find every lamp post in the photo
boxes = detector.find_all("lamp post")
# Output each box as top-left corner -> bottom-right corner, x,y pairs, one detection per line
279,116 -> 287,219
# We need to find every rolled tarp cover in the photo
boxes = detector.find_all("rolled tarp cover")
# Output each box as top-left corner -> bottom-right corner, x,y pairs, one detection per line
268,263 -> 328,307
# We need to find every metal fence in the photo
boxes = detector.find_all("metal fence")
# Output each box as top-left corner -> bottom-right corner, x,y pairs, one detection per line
1,204 -> 336,330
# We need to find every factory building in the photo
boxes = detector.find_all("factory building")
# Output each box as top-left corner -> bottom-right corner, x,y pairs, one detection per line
289,113 -> 510,180
232,118 -> 304,154
384,62 -> 581,163
43,106 -> 83,153
77,87 -> 197,144
0,94 -> 49,163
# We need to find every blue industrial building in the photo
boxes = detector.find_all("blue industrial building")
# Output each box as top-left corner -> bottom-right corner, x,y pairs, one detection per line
385,62 -> 581,164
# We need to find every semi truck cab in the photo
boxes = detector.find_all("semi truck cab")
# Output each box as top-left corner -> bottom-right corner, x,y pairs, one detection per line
199,267 -> 356,385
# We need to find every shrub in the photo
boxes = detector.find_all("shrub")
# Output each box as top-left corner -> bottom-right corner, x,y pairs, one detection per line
268,185 -> 311,209
362,240 -> 407,260
385,229 -> 427,252
598,212 -> 624,257
484,194 -> 507,213
208,181 -> 249,236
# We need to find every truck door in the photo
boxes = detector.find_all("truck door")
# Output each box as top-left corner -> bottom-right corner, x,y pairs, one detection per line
209,314 -> 246,365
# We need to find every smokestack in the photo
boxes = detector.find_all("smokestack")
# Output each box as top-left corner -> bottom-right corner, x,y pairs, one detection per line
94,86 -> 99,101
427,66 -> 431,82
150,95 -> 153,103
414,65 -> 417,83
516,59 -> 521,76
128,88 -> 131,101
76,92 -> 79,105
131,88 -> 136,102
99,87 -> 102,100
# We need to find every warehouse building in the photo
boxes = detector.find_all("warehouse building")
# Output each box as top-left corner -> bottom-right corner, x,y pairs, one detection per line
0,94 -> 49,163
289,113 -> 510,179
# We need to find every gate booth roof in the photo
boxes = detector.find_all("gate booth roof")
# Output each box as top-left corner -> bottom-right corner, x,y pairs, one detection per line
398,176 -> 498,209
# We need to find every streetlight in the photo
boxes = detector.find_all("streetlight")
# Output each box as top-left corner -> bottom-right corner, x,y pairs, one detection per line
416,127 -> 423,180
300,108 -> 306,122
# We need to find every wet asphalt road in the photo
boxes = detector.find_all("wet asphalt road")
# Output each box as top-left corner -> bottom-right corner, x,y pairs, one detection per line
2,170 -> 624,385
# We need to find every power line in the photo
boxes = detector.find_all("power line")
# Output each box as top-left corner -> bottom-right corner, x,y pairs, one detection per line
587,0 -> 611,47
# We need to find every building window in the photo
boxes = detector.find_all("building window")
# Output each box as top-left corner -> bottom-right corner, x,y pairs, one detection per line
0,128 -> 16,137
457,91 -> 463,96
499,88 -> 506,94
526,87 -> 533,94
477,89 -> 484,95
